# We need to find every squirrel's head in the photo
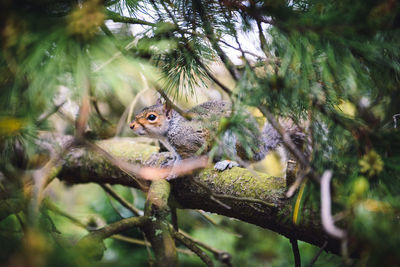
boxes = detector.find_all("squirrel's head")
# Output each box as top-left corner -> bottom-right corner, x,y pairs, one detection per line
129,100 -> 173,139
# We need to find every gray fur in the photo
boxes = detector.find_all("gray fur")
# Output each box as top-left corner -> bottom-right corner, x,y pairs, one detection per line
134,100 -> 305,167
253,123 -> 282,161
165,101 -> 231,159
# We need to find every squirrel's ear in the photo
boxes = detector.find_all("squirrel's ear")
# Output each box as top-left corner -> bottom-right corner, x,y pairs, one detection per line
156,97 -> 163,105
163,103 -> 172,120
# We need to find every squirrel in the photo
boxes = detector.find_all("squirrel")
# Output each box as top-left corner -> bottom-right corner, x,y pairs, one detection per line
129,99 -> 304,171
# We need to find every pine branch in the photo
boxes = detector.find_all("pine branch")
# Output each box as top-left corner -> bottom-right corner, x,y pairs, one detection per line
193,1 -> 240,81
105,9 -> 156,26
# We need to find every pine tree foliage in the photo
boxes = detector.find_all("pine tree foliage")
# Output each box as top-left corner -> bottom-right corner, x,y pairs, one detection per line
1,0 -> 400,265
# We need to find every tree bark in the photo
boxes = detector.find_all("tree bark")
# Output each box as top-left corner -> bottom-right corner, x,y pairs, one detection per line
142,180 -> 178,267
51,136 -> 341,254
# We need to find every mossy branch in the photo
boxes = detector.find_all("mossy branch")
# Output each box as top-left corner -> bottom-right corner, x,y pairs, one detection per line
46,136 -> 341,254
142,180 -> 178,266
75,216 -> 148,260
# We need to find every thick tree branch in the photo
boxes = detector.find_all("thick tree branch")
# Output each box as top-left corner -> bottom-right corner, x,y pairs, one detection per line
50,136 -> 341,254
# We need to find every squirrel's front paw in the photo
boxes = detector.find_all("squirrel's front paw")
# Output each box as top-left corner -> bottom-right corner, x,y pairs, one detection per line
214,160 -> 239,171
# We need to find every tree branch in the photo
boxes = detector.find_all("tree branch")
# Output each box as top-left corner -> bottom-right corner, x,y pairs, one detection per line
75,216 -> 148,260
194,1 -> 240,81
142,180 -> 178,266
48,136 -> 341,254
173,230 -> 214,267
100,184 -> 143,216
105,9 -> 156,26
177,229 -> 233,266
290,238 -> 301,267
82,216 -> 147,241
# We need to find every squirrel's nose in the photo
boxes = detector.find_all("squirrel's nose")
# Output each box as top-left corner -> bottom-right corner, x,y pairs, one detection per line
129,122 -> 135,129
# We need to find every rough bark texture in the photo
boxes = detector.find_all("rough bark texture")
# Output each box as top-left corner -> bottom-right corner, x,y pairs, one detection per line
142,180 -> 178,267
52,137 -> 341,254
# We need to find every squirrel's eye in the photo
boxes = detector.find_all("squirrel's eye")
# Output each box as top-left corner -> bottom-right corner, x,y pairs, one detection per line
147,114 -> 157,121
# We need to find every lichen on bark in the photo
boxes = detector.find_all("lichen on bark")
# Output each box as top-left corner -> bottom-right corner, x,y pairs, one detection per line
54,137 -> 341,254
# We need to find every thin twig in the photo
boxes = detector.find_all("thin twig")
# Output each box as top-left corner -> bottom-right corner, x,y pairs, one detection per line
286,168 -> 309,198
258,106 -> 320,183
178,230 -> 233,267
79,216 -> 148,241
290,238 -> 301,267
197,210 -> 242,238
191,55 -> 233,96
105,9 -> 156,26
262,107 -> 309,168
104,170 -> 152,263
112,235 -> 194,255
171,207 -> 178,231
115,102 -> 130,136
100,184 -> 143,216
0,182 -> 27,233
176,26 -> 264,60
307,240 -> 328,267
37,101 -> 66,125
43,198 -> 88,229
218,1 -> 252,69
34,135 -> 76,210
84,140 -> 208,186
173,230 -> 214,267
91,96 -> 112,125
393,113 -> 400,128
83,140 -> 148,190
154,85 -> 194,120
219,39 -> 264,59
56,108 -> 148,189
142,231 -> 154,266
320,170 -> 346,239
219,0 -> 275,25
159,1 -> 179,26
195,1 -> 240,81
313,99 -> 363,133
156,1 -> 234,96
86,136 -> 211,185
257,19 -> 268,53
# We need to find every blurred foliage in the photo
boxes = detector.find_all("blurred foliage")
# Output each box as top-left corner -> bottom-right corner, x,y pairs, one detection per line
1,0 -> 400,266
0,182 -> 343,266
